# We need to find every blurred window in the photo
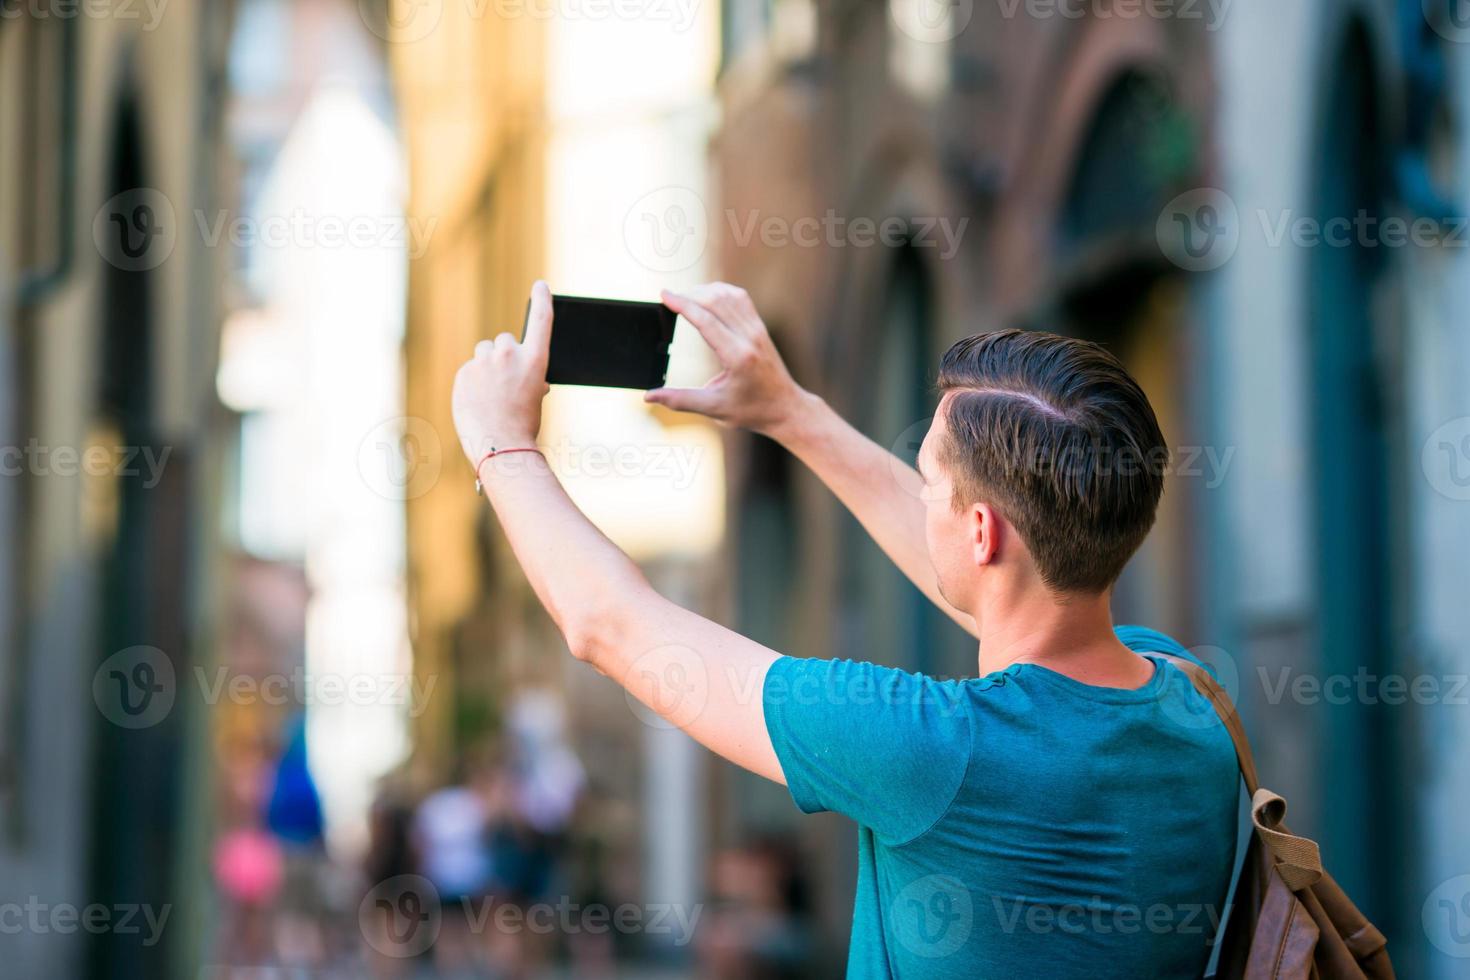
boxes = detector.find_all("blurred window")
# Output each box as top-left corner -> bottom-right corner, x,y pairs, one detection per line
722,0 -> 774,71
228,0 -> 291,99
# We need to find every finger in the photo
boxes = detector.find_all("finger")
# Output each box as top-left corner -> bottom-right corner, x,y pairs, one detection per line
475,340 -> 495,359
644,385 -> 723,418
523,280 -> 553,359
680,282 -> 760,338
662,290 -> 745,363
493,332 -> 517,351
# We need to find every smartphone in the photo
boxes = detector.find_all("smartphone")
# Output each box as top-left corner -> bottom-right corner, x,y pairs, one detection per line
527,294 -> 677,390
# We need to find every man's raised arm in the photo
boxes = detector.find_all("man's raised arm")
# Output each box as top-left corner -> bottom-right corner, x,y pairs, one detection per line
646,283 -> 979,639
452,282 -> 786,783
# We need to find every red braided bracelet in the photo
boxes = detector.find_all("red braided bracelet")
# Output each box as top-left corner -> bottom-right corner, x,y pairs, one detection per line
474,446 -> 544,494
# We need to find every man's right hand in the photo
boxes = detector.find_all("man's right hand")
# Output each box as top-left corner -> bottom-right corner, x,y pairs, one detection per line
645,283 -> 812,438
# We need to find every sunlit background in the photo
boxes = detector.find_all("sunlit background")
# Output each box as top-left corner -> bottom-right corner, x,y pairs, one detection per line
4,0 -> 1470,977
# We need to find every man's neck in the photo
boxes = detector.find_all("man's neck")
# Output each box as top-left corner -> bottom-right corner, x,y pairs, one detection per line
971,587 -> 1127,677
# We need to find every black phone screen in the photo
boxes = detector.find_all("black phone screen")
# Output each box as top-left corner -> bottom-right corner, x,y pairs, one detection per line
528,294 -> 676,390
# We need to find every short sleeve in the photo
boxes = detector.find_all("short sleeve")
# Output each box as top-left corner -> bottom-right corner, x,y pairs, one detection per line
761,656 -> 971,845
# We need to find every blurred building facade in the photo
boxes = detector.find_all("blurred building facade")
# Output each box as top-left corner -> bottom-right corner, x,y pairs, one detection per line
712,0 -> 1470,976
0,6 -> 234,979
389,0 -> 552,787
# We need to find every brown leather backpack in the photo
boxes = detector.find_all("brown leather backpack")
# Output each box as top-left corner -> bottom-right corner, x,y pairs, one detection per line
1160,655 -> 1395,979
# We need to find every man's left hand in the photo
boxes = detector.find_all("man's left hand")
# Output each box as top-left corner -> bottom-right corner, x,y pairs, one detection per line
451,280 -> 554,464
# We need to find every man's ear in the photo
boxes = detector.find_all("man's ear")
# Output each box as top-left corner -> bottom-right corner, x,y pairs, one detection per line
971,502 -> 1001,568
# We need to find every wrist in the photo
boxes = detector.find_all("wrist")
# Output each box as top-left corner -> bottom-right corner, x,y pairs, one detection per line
760,387 -> 824,447
474,440 -> 547,489
475,430 -> 539,455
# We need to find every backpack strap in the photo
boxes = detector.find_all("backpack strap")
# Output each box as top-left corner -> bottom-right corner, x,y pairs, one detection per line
1158,654 -> 1324,890
1157,654 -> 1260,796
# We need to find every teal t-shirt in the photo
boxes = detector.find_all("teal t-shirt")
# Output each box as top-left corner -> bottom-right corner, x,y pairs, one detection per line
761,626 -> 1237,979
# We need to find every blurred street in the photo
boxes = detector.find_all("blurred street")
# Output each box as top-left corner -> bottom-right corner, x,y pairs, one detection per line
4,0 -> 1470,977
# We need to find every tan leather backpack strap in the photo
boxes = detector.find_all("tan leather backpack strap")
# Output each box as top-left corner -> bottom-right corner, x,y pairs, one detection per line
1250,787 -> 1323,890
1157,653 -> 1261,795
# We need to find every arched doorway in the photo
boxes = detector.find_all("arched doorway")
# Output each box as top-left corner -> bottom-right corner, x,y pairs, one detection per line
1052,68 -> 1203,640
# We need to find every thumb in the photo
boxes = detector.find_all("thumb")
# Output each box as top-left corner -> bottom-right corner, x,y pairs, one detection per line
645,385 -> 723,417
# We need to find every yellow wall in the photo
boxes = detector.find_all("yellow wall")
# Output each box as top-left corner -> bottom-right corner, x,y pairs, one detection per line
390,4 -> 549,777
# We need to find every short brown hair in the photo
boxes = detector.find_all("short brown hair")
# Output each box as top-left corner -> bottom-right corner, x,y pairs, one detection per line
935,329 -> 1168,594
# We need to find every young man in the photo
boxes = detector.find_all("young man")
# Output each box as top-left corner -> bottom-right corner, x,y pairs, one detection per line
451,281 -> 1237,978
